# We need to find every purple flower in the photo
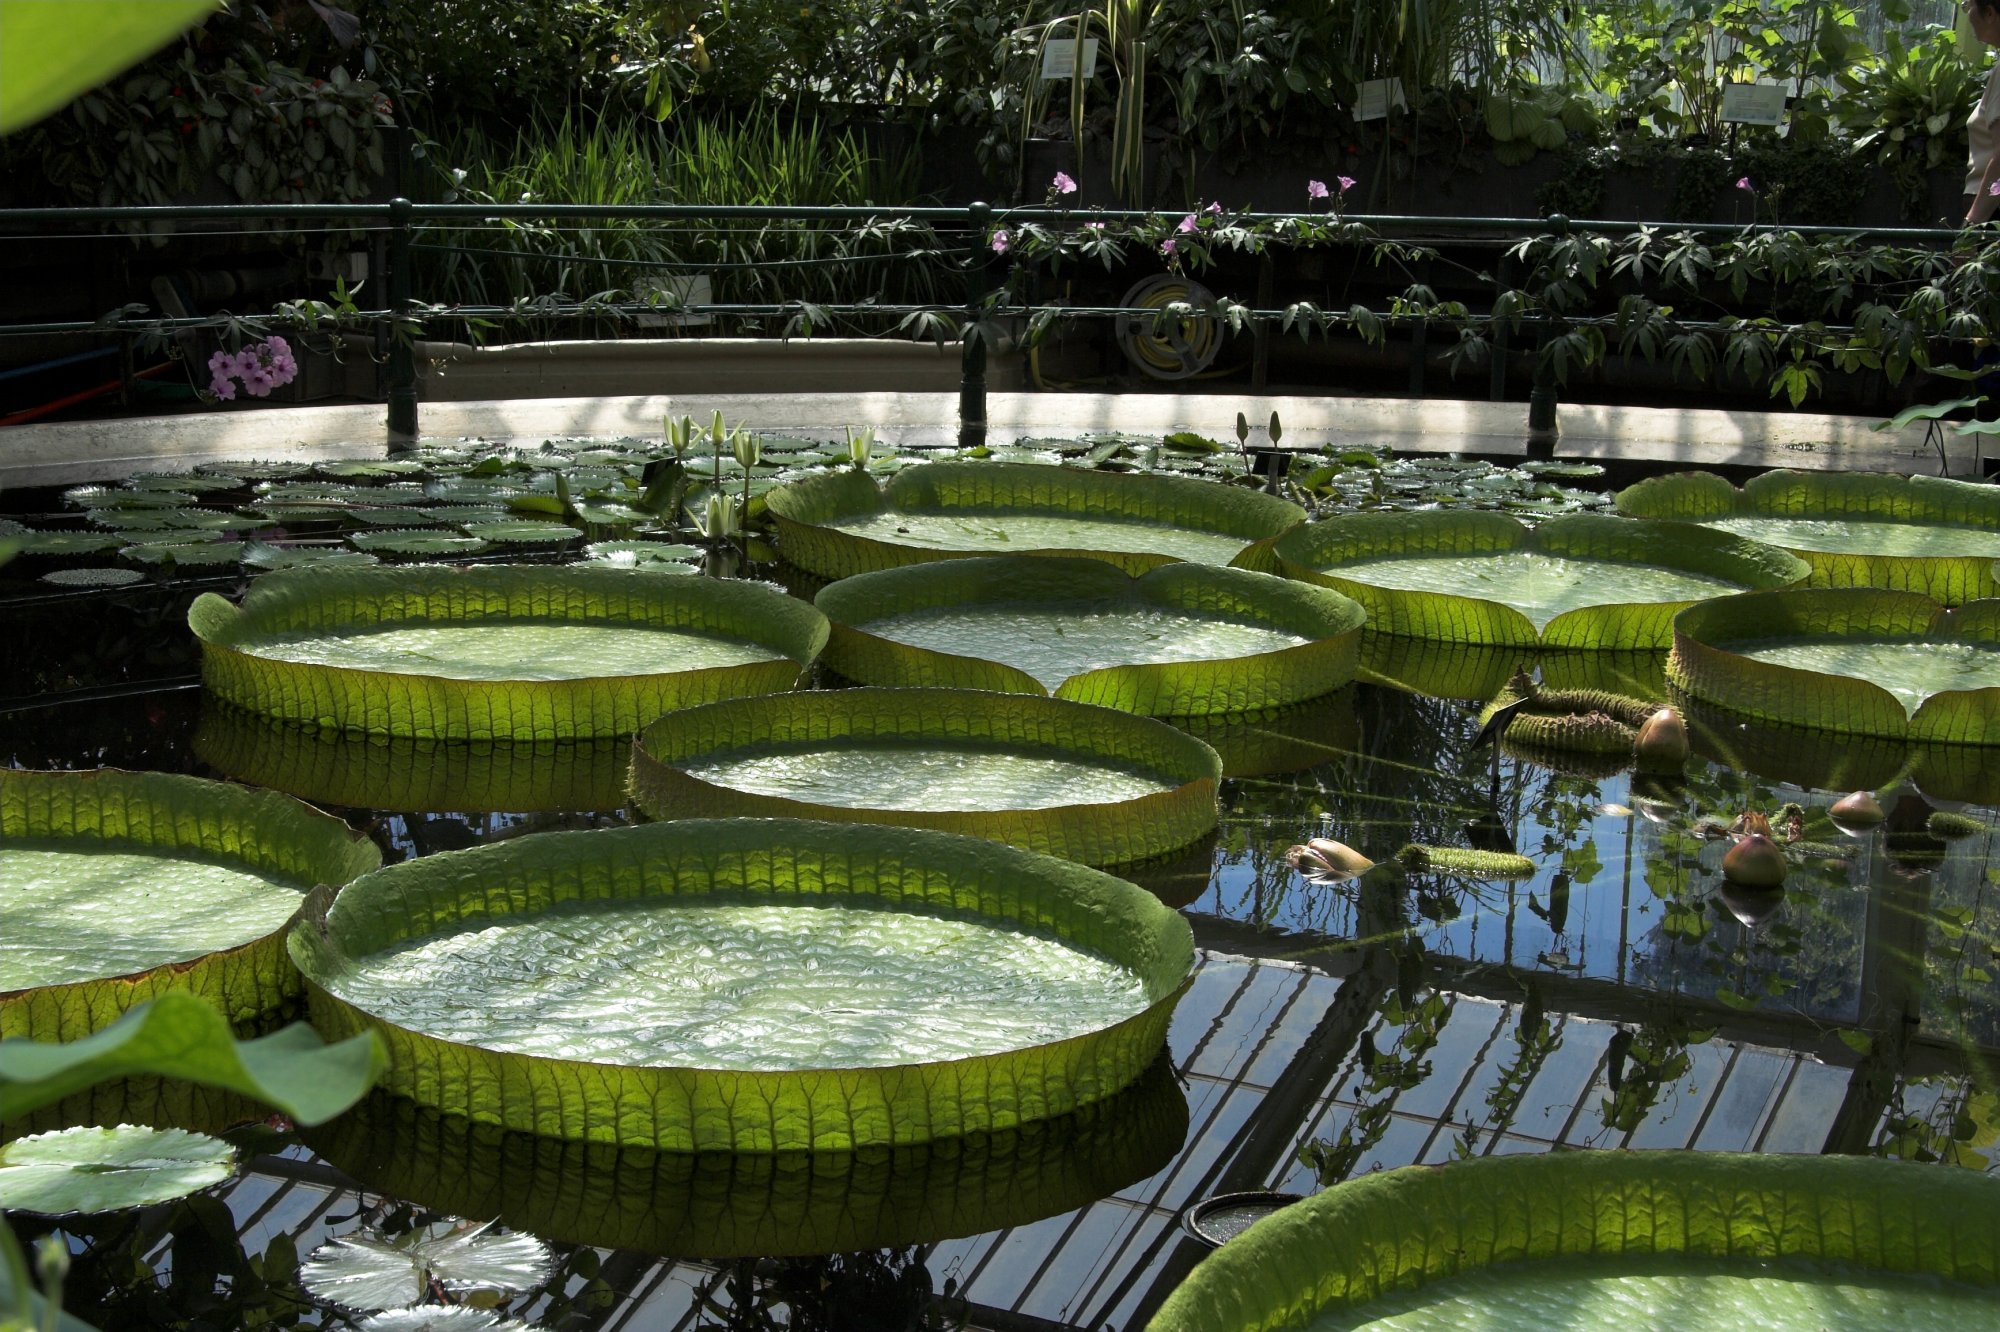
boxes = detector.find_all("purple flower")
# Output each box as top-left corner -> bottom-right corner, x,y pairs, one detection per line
1084,221 -> 1106,231
1736,176 -> 1754,192
1177,214 -> 1198,234
1988,181 -> 1999,197
1307,179 -> 1329,200
1051,171 -> 1078,195
1160,237 -> 1178,256
210,373 -> 237,401
990,229 -> 1011,255
1205,201 -> 1222,215
1337,175 -> 1356,193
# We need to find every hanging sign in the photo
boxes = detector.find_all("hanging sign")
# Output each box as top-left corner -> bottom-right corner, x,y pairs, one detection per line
1040,38 -> 1099,80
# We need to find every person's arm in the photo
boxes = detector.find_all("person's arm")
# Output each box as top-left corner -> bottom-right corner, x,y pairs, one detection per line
1970,153 -> 2000,226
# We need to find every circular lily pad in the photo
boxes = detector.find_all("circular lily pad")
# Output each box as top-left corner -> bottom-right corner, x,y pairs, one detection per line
1275,511 -> 1809,651
1668,588 -> 2000,744
290,818 -> 1193,1151
816,555 -> 1363,717
765,461 -> 1306,579
1147,1152 -> 2000,1331
0,1125 -> 234,1215
0,768 -> 382,1041
189,564 -> 829,740
40,567 -> 145,588
630,687 -> 1221,869
457,520 -> 579,545
1619,469 -> 2000,605
347,530 -> 490,557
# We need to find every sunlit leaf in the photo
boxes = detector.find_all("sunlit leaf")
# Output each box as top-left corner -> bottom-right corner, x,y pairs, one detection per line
0,1124 -> 234,1214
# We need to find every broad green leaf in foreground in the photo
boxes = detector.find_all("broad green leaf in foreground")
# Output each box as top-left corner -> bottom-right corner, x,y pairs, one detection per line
0,1125 -> 233,1215
299,1222 -> 554,1314
0,992 -> 386,1124
0,1 -> 222,135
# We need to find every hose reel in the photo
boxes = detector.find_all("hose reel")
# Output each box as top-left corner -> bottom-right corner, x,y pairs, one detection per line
1115,273 -> 1220,380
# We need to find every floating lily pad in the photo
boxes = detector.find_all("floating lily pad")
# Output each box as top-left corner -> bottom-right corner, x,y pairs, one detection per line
631,688 -> 1221,869
817,556 -> 1363,717
306,1057 -> 1184,1259
1146,1152 -> 2000,1331
300,1222 -> 554,1314
347,530 -> 490,557
291,819 -> 1192,1150
120,540 -> 246,566
22,531 -> 123,557
456,520 -> 579,545
190,564 -> 828,740
1618,469 -> 2000,604
195,707 -> 630,814
243,543 -> 381,572
580,540 -> 704,569
0,1124 -> 234,1215
355,1308 -> 530,1331
1669,588 -> 2000,744
766,461 -> 1306,579
1275,511 -> 1808,650
0,769 -> 381,1041
40,567 -> 145,588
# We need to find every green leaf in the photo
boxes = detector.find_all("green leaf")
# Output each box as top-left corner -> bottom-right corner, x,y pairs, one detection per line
0,0 -> 221,134
1838,1028 -> 1875,1056
0,992 -> 384,1123
0,1124 -> 234,1214
300,1223 -> 554,1314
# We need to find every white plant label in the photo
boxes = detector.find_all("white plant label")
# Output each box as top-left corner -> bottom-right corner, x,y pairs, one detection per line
1721,81 -> 1787,127
1041,38 -> 1099,81
1353,78 -> 1408,122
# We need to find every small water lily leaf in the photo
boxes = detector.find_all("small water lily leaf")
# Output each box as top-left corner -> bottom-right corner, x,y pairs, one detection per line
572,501 -> 651,526
318,460 -> 428,477
40,567 -> 144,587
302,1223 -> 555,1313
244,542 -> 381,571
0,1125 -> 235,1214
457,520 -> 578,544
348,530 -> 489,556
23,530 -> 122,556
121,541 -> 246,566
0,992 -> 386,1123
582,540 -> 703,567
356,1309 -> 527,1331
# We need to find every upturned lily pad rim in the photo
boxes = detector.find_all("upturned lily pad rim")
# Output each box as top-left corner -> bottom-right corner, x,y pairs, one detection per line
814,555 -> 1364,718
1146,1150 -> 2000,1331
1669,588 -> 2000,745
0,768 -> 382,1041
1272,510 -> 1810,651
290,818 -> 1194,1151
765,461 -> 1307,579
189,563 -> 830,740
629,686 -> 1223,869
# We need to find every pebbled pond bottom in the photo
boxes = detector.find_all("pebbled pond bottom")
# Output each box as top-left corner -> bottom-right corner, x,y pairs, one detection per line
860,603 -> 1310,690
0,844 -> 304,989
681,742 -> 1177,810
1313,1256 -> 2000,1331
321,899 -> 1151,1070
1702,515 -> 2000,560
825,510 -> 1250,564
1731,638 -> 2000,715
237,621 -> 784,682
1319,552 -> 1745,628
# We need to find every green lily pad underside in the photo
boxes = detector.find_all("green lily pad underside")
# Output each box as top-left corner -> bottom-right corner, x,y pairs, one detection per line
319,897 -> 1150,1071
681,744 -> 1174,810
1146,1151 -> 2000,1332
1319,551 -> 1746,631
860,604 -> 1310,691
1312,1255 -> 1998,1331
291,819 -> 1191,1150
1700,514 -> 2000,559
0,843 -> 306,990
0,1125 -> 235,1216
238,622 -> 782,682
1730,638 -> 2000,717
823,510 -> 1252,566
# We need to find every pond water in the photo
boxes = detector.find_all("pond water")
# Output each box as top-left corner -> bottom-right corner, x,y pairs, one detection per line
3,452 -> 1998,1331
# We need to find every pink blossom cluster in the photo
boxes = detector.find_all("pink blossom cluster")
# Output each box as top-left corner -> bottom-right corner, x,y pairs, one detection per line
207,336 -> 298,401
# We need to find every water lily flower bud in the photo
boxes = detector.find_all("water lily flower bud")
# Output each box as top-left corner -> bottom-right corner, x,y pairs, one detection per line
1633,707 -> 1689,769
1828,790 -> 1885,834
1722,831 -> 1787,889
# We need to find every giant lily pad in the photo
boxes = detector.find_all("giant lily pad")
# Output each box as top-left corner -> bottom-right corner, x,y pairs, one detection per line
289,818 -> 1193,1151
630,687 -> 1220,869
190,564 -> 829,740
1273,511 -> 1808,651
1669,589 -> 2000,744
1,769 -> 381,1042
815,556 -> 1363,717
765,462 -> 1305,579
304,1057 -> 1185,1259
1147,1152 -> 2000,1331
1618,469 -> 2000,605
0,1124 -> 234,1215
194,706 -> 629,814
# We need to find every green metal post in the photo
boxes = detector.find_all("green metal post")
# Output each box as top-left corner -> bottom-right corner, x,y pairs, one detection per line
385,197 -> 419,447
960,201 -> 992,451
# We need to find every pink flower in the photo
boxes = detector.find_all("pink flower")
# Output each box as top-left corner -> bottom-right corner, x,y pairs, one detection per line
1051,171 -> 1078,195
990,230 -> 1011,254
1205,201 -> 1222,214
1736,176 -> 1754,192
1337,175 -> 1356,193
210,373 -> 237,401
1988,181 -> 1999,197
1177,214 -> 1198,233
1307,179 -> 1329,200
1084,221 -> 1106,231
1160,237 -> 1178,256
